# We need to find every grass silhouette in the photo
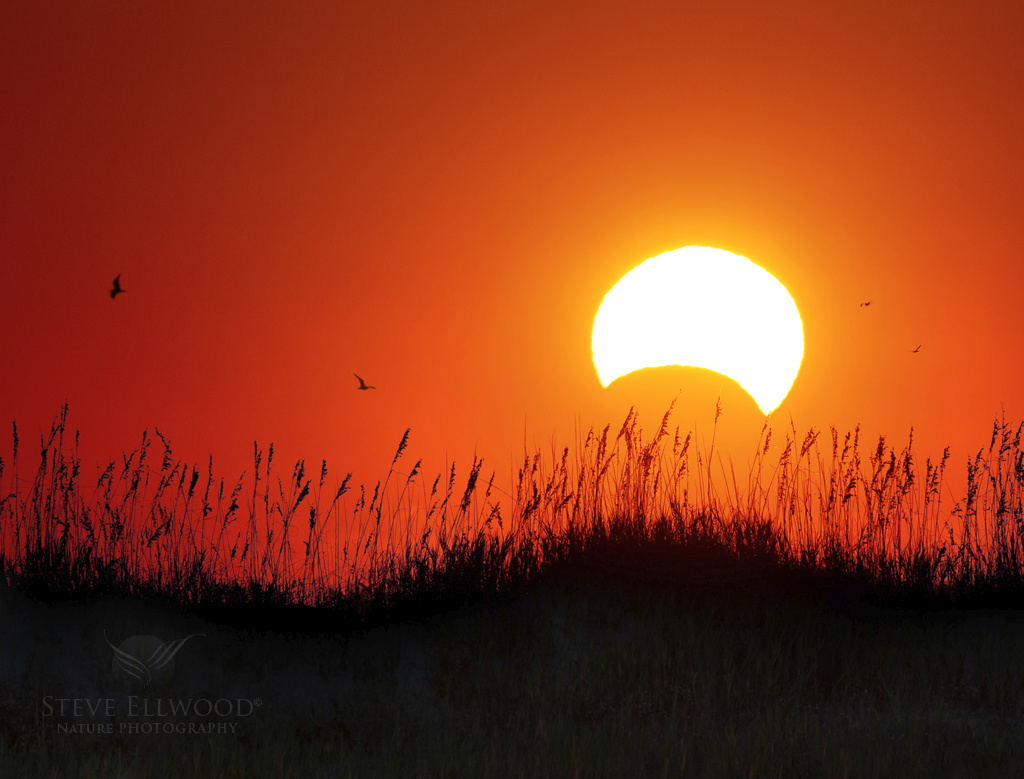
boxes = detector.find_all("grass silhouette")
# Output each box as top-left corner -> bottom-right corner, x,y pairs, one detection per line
4,403 -> 1024,778
3,402 -> 1024,619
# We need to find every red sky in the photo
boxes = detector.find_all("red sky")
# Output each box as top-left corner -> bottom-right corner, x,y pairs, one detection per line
4,1 -> 1024,515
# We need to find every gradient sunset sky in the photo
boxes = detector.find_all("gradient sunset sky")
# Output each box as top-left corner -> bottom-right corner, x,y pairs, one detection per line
4,1 -> 1024,505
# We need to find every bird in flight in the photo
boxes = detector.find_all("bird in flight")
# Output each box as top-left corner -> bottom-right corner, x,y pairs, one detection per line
110,274 -> 125,299
353,373 -> 376,390
859,301 -> 871,307
910,344 -> 921,353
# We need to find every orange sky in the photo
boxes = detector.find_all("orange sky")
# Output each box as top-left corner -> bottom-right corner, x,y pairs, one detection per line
4,1 -> 1024,514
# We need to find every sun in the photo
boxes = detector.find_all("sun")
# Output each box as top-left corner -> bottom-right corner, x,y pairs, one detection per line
592,246 -> 804,414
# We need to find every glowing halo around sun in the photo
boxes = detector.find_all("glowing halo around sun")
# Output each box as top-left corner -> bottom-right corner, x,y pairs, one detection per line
592,246 -> 804,414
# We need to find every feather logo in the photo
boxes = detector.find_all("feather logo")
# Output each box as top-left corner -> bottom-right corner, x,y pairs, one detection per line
105,631 -> 205,688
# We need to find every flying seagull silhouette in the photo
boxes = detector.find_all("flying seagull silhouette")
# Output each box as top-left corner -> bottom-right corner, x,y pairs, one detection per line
110,274 -> 125,299
353,373 -> 376,390
859,301 -> 871,307
910,344 -> 921,353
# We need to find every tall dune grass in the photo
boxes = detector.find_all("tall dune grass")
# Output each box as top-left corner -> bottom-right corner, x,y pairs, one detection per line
3,402 -> 1024,615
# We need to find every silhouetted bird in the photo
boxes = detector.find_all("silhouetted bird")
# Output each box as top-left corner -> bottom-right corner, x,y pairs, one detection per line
354,373 -> 376,390
910,344 -> 921,353
860,301 -> 871,307
110,275 -> 125,299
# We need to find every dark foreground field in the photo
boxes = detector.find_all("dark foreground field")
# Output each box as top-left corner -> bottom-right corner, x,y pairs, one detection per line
4,559 -> 1024,778
5,406 -> 1024,776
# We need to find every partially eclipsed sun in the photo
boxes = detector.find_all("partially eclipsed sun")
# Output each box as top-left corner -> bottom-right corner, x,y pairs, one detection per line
592,246 -> 804,414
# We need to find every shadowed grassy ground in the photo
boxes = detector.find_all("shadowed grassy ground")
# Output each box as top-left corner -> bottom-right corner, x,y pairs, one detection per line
3,404 -> 1024,776
4,563 -> 1024,778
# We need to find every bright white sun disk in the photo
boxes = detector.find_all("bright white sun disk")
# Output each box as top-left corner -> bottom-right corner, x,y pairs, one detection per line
592,246 -> 803,414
